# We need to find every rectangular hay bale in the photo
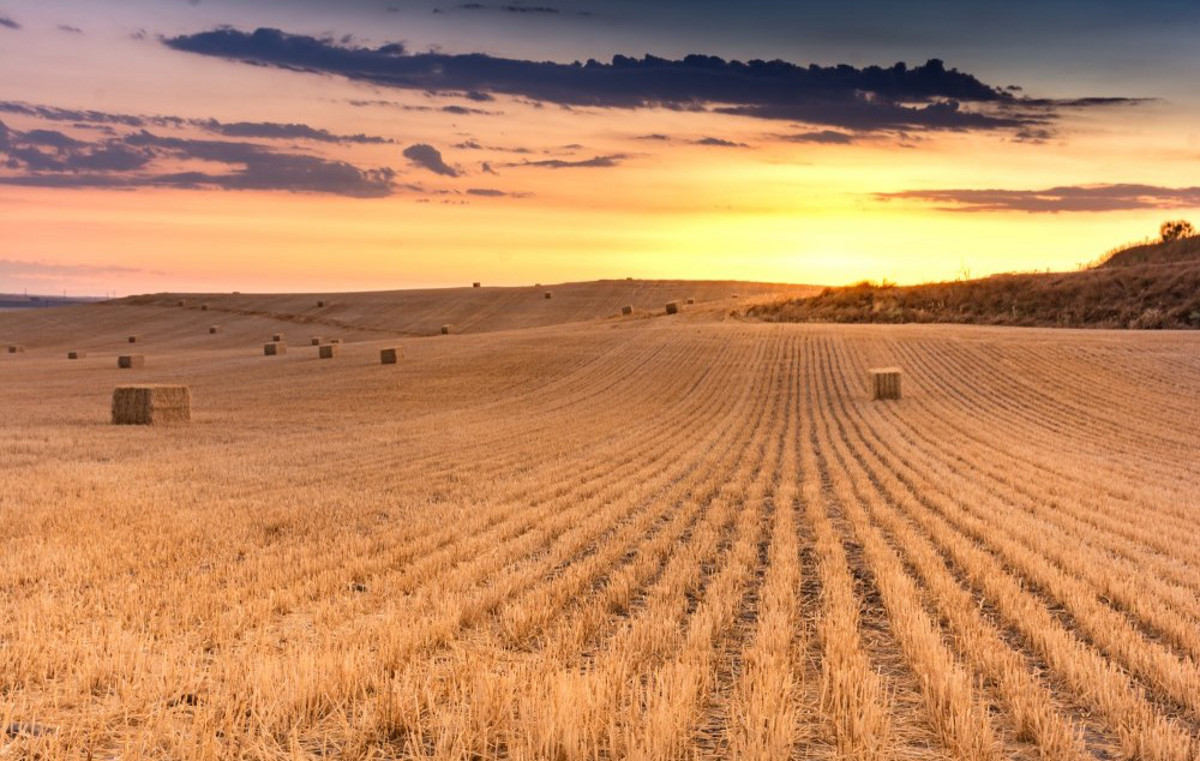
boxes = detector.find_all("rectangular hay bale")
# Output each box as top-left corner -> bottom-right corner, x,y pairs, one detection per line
441,324 -> 451,335
118,354 -> 145,369
686,298 -> 695,305
472,282 -> 481,288
869,368 -> 903,400
264,342 -> 286,356
380,347 -> 401,364
319,344 -> 339,359
665,301 -> 679,315
111,384 -> 190,425
67,350 -> 86,359
272,333 -> 284,342
621,305 -> 633,316
128,335 -> 140,343
7,345 -> 24,353
311,337 -> 322,346
544,291 -> 553,299
209,326 -> 220,334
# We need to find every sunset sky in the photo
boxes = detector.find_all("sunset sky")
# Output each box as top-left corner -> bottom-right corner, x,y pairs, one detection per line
1,0 -> 1199,295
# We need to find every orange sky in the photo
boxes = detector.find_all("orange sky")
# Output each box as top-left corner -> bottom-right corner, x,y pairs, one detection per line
1,1 -> 1198,295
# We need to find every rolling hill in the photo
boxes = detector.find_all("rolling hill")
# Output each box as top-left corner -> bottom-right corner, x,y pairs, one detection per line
749,236 -> 1200,329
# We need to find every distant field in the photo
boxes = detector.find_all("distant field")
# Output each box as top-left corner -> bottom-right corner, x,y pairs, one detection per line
1,282 -> 1198,760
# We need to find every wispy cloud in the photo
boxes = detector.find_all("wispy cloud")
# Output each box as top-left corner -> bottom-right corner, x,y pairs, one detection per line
877,183 -> 1200,213
509,154 -> 625,169
781,130 -> 857,145
0,15 -> 20,30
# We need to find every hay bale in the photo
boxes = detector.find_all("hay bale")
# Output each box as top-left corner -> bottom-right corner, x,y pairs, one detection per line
111,384 -> 190,425
869,368 -> 903,401
319,344 -> 339,359
177,300 -> 186,307
118,354 -> 145,369
621,305 -> 633,316
208,326 -> 220,334
380,347 -> 402,364
7,345 -> 24,354
128,335 -> 140,343
329,338 -> 341,345
473,282 -> 481,288
201,304 -> 209,311
686,298 -> 695,305
67,351 -> 86,360
311,337 -> 322,346
731,293 -> 740,299
441,324 -> 451,335
316,300 -> 325,308
264,342 -> 286,356
665,301 -> 680,315
544,291 -> 553,300
272,333 -> 284,342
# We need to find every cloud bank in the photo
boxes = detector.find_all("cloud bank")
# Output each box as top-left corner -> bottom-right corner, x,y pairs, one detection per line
162,27 -> 1140,135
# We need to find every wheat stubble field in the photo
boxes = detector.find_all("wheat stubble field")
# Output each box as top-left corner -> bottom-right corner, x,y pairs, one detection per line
1,284 -> 1199,761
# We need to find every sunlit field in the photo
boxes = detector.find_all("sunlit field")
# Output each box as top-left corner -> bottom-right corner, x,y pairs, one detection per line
2,284 -> 1198,760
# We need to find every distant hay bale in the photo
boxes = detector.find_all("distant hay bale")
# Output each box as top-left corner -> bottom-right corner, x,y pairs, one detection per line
272,333 -> 284,342
67,351 -> 86,360
117,354 -> 145,369
441,324 -> 451,335
264,342 -> 285,356
111,384 -> 190,425
731,293 -> 739,298
473,282 -> 481,288
380,347 -> 402,364
665,301 -> 680,315
329,338 -> 341,344
177,300 -> 186,307
621,305 -> 633,315
319,344 -> 339,359
686,298 -> 695,305
626,276 -> 633,281
128,335 -> 140,343
311,337 -> 322,346
316,300 -> 325,308
544,291 -> 553,299
208,326 -> 220,334
200,304 -> 209,311
869,368 -> 903,400
7,345 -> 24,354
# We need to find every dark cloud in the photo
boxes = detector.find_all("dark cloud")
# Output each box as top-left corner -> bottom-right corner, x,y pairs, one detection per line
781,130 -> 857,145
163,28 -> 1137,135
466,188 -> 508,196
481,161 -> 496,174
57,24 -> 84,34
403,143 -> 458,176
636,133 -> 671,141
511,154 -> 624,169
877,184 -> 1200,213
0,15 -> 19,30
695,136 -> 747,148
0,121 -> 395,197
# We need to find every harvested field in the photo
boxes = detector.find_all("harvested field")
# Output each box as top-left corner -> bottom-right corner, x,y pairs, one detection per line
0,288 -> 1198,761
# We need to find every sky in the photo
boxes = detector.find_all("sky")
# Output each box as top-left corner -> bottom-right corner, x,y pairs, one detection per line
1,0 -> 1199,295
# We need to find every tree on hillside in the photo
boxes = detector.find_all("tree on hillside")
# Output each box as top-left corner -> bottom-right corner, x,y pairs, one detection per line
1160,219 -> 1196,242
